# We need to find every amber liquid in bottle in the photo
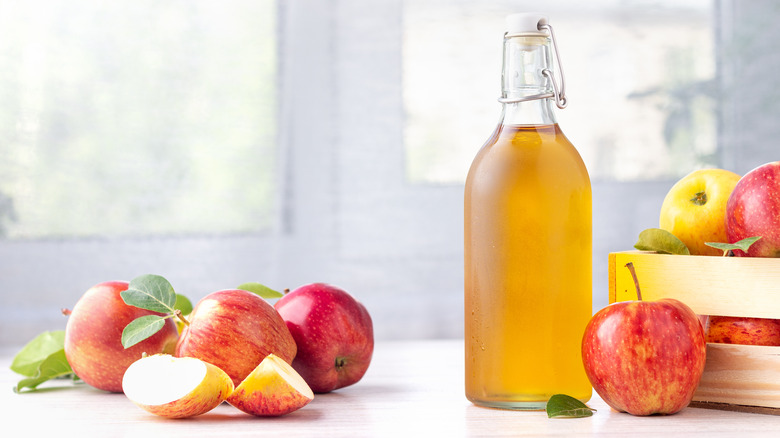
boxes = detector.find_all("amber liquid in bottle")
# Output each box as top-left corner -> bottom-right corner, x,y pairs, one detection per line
464,124 -> 592,408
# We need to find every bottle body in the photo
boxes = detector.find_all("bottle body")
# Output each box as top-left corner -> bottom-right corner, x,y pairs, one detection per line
464,122 -> 592,409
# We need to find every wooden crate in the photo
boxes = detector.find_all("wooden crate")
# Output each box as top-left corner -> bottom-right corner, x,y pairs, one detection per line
608,251 -> 780,414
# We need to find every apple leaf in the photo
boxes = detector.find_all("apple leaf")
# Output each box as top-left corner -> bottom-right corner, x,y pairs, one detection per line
121,315 -> 166,349
546,394 -> 596,418
174,293 -> 193,315
11,330 -> 66,377
705,236 -> 762,255
237,282 -> 284,299
634,228 -> 690,255
120,274 -> 177,314
14,349 -> 77,393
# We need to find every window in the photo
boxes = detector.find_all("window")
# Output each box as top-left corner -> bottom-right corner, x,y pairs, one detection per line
404,0 -> 716,183
0,0 -> 280,346
0,0 -> 277,239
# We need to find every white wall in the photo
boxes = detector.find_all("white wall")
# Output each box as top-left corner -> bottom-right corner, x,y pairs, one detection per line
1,0 -> 778,347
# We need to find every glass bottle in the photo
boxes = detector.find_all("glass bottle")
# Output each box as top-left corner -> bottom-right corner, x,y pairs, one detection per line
464,13 -> 592,410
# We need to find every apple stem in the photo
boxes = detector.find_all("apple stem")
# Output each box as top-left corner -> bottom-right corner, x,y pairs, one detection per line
625,262 -> 643,301
690,191 -> 708,206
174,309 -> 191,326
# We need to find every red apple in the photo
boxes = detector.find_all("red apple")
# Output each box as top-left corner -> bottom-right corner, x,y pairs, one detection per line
64,281 -> 179,393
175,289 -> 297,387
274,283 -> 374,393
581,264 -> 706,416
706,316 -> 780,346
726,161 -> 780,257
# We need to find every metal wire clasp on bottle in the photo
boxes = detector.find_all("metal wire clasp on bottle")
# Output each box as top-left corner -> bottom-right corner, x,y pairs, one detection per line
497,21 -> 568,109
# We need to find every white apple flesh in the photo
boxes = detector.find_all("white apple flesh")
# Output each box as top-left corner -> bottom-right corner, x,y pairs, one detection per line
122,354 -> 234,419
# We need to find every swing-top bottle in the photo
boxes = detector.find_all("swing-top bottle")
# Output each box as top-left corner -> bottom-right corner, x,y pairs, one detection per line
464,13 -> 592,410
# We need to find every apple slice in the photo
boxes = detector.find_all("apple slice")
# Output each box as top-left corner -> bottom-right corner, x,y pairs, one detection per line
122,354 -> 234,419
227,354 -> 314,416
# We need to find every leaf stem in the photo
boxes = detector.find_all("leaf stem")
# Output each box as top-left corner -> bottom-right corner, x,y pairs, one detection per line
174,309 -> 190,326
625,262 -> 643,301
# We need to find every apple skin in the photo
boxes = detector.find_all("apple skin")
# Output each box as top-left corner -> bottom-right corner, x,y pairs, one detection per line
706,316 -> 780,346
227,354 -> 314,417
725,161 -> 780,257
64,281 -> 179,393
175,289 -> 297,388
581,298 -> 706,416
659,168 -> 741,256
274,283 -> 374,393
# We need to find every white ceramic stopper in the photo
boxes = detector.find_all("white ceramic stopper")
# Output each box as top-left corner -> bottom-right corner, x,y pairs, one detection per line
505,13 -> 548,35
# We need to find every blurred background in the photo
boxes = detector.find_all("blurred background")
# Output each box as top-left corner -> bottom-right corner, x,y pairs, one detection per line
0,0 -> 778,346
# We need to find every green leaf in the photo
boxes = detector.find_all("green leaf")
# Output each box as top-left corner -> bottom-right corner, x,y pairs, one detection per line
121,315 -> 166,349
11,330 -> 66,377
634,228 -> 690,255
120,274 -> 176,314
174,293 -> 193,315
237,282 -> 284,299
705,236 -> 762,253
546,394 -> 596,418
14,349 -> 74,393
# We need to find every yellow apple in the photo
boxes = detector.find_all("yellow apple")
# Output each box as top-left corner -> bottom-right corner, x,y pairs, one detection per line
659,169 -> 741,256
227,354 -> 314,417
122,354 -> 234,419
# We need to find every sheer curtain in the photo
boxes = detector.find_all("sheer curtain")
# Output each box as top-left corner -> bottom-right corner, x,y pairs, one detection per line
2,0 -> 779,347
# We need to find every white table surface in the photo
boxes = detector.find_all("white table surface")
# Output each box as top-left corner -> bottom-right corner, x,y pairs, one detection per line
3,339 -> 780,437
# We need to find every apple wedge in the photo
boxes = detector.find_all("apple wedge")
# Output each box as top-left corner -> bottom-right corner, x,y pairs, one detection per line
122,354 -> 234,419
227,354 -> 314,416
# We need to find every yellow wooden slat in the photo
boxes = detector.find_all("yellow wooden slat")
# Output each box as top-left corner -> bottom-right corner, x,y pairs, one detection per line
609,251 -> 780,319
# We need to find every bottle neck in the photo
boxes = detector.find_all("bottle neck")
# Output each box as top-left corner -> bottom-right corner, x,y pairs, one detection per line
500,35 -> 557,126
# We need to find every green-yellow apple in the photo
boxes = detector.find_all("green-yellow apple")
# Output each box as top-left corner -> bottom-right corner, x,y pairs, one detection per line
726,161 -> 780,257
274,283 -> 373,393
706,316 -> 780,346
64,281 -> 179,393
122,354 -> 234,419
581,264 -> 706,416
227,354 -> 314,416
659,168 -> 741,256
175,289 -> 297,387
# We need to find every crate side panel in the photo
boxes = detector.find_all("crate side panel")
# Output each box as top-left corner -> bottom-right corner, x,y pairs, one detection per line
693,343 -> 780,409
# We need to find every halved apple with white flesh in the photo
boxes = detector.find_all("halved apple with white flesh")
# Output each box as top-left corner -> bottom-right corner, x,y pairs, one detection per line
227,354 -> 314,416
122,354 -> 234,419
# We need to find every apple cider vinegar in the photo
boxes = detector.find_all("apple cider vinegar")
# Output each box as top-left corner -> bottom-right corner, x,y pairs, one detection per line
464,14 -> 592,409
